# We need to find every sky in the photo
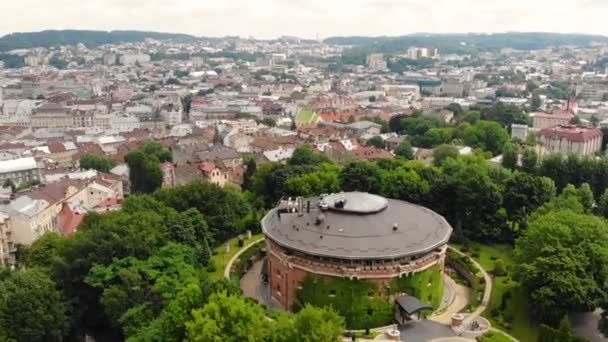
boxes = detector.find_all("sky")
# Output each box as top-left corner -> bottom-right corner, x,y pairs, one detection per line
1,0 -> 608,39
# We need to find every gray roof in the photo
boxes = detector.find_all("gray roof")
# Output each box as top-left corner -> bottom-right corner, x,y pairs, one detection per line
395,295 -> 432,315
262,192 -> 452,260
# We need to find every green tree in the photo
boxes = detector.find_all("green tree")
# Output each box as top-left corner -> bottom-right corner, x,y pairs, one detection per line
185,291 -> 272,342
531,94 -> 542,111
596,189 -> 608,218
461,120 -> 509,155
514,209 -> 608,323
502,172 -> 556,235
80,153 -> 117,173
278,305 -> 345,342
284,164 -> 341,197
395,141 -> 414,160
242,157 -> 257,191
154,181 -> 250,240
521,148 -> 538,173
432,144 -> 459,167
86,243 -> 199,332
18,232 -> 64,269
289,145 -> 329,166
0,268 -> 69,341
501,142 -> 518,169
366,136 -> 386,149
125,141 -> 171,194
339,161 -> 383,194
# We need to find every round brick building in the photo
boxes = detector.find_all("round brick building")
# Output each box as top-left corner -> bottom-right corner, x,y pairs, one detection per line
261,192 -> 453,316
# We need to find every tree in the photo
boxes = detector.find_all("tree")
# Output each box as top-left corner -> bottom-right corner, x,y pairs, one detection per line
381,168 -> 430,204
0,268 -> 68,341
591,115 -> 600,127
257,117 -> 276,127
531,94 -> 542,111
493,259 -> 507,276
125,141 -> 172,194
596,189 -> 608,218
85,243 -> 199,332
503,172 -> 556,236
461,120 -> 509,155
18,232 -> 65,269
514,209 -> 608,323
242,157 -> 257,191
446,103 -> 464,116
80,154 -> 117,173
432,144 -> 459,167
339,161 -> 383,194
125,150 -> 164,194
154,181 -> 250,241
569,116 -> 582,125
366,136 -> 386,149
521,148 -> 538,173
185,291 -> 272,341
501,142 -> 518,169
2,178 -> 15,193
278,305 -> 345,342
395,141 -> 414,160
289,145 -> 329,166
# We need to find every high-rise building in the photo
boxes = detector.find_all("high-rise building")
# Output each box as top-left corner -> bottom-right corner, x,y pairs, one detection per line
366,53 -> 387,71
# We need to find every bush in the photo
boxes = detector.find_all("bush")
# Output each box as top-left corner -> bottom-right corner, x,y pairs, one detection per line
493,259 -> 507,276
207,259 -> 217,272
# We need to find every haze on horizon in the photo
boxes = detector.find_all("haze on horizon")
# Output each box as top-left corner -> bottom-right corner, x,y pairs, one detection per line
1,0 -> 607,39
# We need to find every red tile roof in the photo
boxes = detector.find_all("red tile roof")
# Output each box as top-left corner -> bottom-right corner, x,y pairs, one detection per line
349,146 -> 394,162
538,125 -> 603,143
58,203 -> 85,235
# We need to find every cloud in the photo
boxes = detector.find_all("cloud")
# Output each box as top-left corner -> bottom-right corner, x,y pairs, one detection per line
0,0 -> 607,38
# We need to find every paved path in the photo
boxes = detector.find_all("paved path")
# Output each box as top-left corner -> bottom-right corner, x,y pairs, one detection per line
223,237 -> 265,279
429,276 -> 472,325
447,246 -> 492,324
240,258 -> 282,309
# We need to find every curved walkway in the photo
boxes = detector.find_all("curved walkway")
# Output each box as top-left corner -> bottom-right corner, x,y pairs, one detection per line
447,246 -> 492,322
447,246 -> 519,342
223,237 -> 265,279
429,275 -> 472,325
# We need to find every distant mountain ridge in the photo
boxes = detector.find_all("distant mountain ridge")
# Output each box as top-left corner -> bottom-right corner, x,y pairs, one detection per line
0,30 -> 198,51
324,32 -> 608,53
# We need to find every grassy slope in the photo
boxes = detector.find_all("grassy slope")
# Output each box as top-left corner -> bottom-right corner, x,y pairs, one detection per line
209,233 -> 264,281
295,109 -> 319,124
459,243 -> 538,342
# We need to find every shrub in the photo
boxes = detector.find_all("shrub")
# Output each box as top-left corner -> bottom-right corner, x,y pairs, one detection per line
493,259 -> 507,276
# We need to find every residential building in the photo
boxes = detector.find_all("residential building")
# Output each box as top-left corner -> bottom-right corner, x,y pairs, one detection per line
537,125 -> 603,156
366,54 -> 387,72
0,157 -> 41,185
532,112 -> 574,129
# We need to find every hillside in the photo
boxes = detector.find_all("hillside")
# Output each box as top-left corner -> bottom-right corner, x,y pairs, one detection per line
324,32 -> 608,54
0,29 -> 198,51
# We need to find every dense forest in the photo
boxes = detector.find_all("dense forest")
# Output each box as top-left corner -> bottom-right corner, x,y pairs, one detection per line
0,30 -> 197,51
324,32 -> 608,54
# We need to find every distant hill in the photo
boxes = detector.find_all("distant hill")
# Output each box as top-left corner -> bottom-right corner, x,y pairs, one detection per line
0,30 -> 198,51
324,32 -> 608,54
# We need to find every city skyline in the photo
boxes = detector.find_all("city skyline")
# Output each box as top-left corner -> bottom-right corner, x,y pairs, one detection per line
1,0 -> 608,39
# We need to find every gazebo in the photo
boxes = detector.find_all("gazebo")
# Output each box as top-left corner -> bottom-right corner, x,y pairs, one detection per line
394,295 -> 433,324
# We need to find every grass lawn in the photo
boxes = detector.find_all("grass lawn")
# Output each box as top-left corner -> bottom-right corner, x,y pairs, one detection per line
208,233 -> 264,281
451,242 -> 538,342
295,109 -> 319,124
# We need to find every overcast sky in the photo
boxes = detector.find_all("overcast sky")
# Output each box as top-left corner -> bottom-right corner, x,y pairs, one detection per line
1,0 -> 608,39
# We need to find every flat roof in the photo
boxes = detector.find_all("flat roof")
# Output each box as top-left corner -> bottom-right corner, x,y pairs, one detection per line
0,157 -> 38,174
262,192 -> 452,260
